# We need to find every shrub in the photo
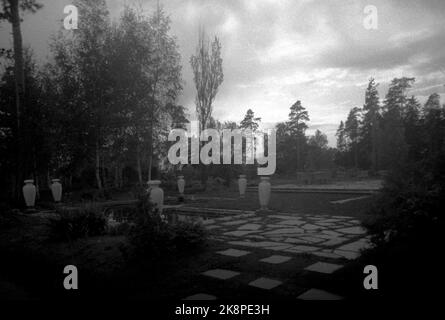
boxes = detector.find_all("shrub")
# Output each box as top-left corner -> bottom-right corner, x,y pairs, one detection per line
49,204 -> 107,241
126,194 -> 207,261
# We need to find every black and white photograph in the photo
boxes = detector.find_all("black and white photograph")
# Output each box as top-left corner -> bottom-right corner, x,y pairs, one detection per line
0,0 -> 444,313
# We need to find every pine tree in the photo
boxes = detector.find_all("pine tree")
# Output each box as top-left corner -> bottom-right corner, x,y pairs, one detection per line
240,109 -> 261,131
362,78 -> 380,172
287,100 -> 309,170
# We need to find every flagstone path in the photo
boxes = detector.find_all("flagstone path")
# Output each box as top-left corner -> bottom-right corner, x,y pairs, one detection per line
182,209 -> 371,300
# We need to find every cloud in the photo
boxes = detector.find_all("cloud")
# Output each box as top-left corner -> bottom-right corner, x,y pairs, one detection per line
1,0 -> 445,146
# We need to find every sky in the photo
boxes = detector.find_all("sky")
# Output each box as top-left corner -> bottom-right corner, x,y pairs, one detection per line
1,0 -> 445,146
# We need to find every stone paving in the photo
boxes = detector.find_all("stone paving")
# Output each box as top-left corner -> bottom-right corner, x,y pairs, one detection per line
181,210 -> 372,300
202,211 -> 371,260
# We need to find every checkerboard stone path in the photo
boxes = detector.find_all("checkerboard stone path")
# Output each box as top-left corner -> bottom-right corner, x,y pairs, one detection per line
182,209 -> 369,300
199,210 -> 371,260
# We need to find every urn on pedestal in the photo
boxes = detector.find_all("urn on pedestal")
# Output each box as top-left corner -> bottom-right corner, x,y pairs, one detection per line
23,179 -> 36,207
51,179 -> 62,202
148,180 -> 164,213
258,176 -> 271,210
238,175 -> 247,198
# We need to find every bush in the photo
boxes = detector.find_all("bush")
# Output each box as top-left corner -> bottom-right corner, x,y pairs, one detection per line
49,204 -> 107,241
126,194 -> 207,261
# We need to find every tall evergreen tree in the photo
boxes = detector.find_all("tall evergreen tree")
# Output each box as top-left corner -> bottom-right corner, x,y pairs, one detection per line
287,100 -> 309,170
362,78 -> 381,171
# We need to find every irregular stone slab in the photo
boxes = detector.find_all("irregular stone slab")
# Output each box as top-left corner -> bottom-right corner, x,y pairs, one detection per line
228,241 -> 259,248
300,236 -> 325,243
266,244 -> 294,251
202,269 -> 240,280
217,248 -> 251,257
223,220 -> 248,226
260,255 -> 292,264
316,222 -> 336,227
249,277 -> 282,290
277,220 -> 305,226
337,239 -> 372,252
238,223 -> 262,231
205,225 -> 221,230
333,249 -> 360,260
297,289 -> 343,300
223,230 -> 257,237
305,262 -> 344,274
322,237 -> 348,246
336,226 -> 367,235
302,224 -> 323,231
184,293 -> 217,300
264,228 -> 304,235
246,235 -> 266,240
269,214 -> 300,220
292,245 -> 319,252
322,230 -> 343,237
312,251 -> 342,259
284,238 -> 310,244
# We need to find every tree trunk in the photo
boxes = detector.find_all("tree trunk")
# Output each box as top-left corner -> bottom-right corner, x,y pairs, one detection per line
10,0 -> 26,202
136,145 -> 143,185
147,117 -> 154,181
95,140 -> 103,190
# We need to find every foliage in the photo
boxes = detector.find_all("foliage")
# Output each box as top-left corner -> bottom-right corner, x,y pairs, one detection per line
49,204 -> 107,241
190,29 -> 223,132
126,195 -> 207,261
363,91 -> 445,247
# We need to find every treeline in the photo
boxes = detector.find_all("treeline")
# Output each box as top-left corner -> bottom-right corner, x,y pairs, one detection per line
0,1 -> 185,199
335,77 -> 445,172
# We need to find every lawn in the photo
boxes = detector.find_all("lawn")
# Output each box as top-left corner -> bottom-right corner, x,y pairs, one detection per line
185,189 -> 375,219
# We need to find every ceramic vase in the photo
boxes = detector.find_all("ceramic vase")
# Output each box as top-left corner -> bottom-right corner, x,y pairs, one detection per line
23,179 -> 36,207
258,176 -> 271,210
238,175 -> 247,198
148,180 -> 164,213
51,179 -> 62,202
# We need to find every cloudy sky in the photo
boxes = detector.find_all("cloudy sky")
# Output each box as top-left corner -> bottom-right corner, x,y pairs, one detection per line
1,0 -> 445,145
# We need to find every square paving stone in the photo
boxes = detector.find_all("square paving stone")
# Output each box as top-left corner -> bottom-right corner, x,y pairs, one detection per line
184,293 -> 217,300
260,255 -> 292,264
217,248 -> 251,257
202,269 -> 240,280
249,277 -> 282,290
297,289 -> 343,300
305,262 -> 344,274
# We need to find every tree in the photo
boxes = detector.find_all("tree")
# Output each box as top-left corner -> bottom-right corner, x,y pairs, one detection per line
190,29 -> 223,132
362,78 -> 381,171
380,77 -> 414,169
336,121 -> 347,152
240,109 -> 261,131
306,129 -> 333,170
0,0 -> 42,200
145,4 -> 182,180
344,107 -> 361,168
423,93 -> 444,156
287,100 -> 309,170
403,96 -> 422,160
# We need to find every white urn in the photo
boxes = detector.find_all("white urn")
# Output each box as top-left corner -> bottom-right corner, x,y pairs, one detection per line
23,179 -> 36,207
258,176 -> 271,210
51,179 -> 62,202
177,175 -> 185,195
148,180 -> 164,213
238,174 -> 247,198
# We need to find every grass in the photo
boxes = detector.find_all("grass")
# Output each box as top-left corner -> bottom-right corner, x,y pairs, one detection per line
186,189 -> 375,219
